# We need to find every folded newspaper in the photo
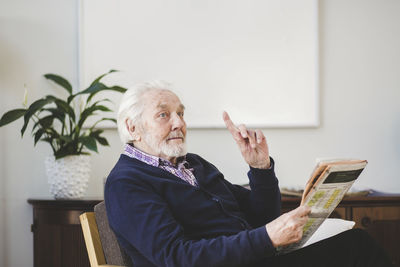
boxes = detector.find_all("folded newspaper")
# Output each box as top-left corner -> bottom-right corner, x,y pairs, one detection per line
277,158 -> 368,254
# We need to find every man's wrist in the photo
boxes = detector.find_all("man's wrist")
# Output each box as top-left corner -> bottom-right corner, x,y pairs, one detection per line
250,158 -> 272,170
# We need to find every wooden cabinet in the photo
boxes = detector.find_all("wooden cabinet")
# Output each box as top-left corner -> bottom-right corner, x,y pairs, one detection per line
28,199 -> 102,267
27,197 -> 400,266
282,196 -> 400,267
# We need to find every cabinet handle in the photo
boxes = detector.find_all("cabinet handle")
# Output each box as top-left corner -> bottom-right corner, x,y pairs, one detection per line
361,216 -> 371,228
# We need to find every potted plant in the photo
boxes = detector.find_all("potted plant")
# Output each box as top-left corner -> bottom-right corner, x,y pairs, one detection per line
0,70 -> 127,199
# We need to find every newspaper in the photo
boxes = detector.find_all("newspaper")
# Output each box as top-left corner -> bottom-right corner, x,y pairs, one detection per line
277,159 -> 368,254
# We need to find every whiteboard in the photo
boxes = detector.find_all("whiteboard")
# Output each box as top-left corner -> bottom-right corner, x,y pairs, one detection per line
79,0 -> 319,128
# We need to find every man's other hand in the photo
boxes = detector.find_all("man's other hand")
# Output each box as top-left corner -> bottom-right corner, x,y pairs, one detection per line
265,205 -> 311,247
222,111 -> 270,169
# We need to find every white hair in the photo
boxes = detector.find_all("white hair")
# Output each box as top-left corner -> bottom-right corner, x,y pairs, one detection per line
117,80 -> 175,144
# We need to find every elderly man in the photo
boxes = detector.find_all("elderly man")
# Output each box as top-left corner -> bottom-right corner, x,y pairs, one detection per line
105,81 -> 391,267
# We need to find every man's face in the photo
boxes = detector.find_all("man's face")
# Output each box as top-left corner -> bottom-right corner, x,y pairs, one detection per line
134,89 -> 187,162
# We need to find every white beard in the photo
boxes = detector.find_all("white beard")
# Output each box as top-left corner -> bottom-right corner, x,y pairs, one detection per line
143,131 -> 187,158
160,141 -> 187,158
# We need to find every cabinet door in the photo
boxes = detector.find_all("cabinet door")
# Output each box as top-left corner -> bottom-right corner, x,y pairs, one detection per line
353,207 -> 400,267
34,224 -> 61,267
34,223 -> 90,267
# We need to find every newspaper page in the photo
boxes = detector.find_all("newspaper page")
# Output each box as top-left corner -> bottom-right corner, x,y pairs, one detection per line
277,159 -> 367,254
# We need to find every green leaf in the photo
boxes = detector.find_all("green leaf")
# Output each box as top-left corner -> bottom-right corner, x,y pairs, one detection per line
68,82 -> 127,104
41,137 -> 53,143
42,95 -> 75,121
32,115 -> 54,133
78,104 -> 112,129
59,135 -> 73,142
21,96 -> 55,136
87,85 -> 127,103
44,74 -> 73,95
54,99 -> 75,121
108,85 -> 127,93
91,98 -> 113,106
81,82 -> 108,95
90,129 -> 104,137
0,108 -> 27,127
87,118 -> 117,132
80,136 -> 98,152
96,136 -> 109,146
101,117 -> 117,124
44,128 -> 61,138
89,130 -> 109,146
53,138 -> 80,159
90,69 -> 118,87
42,108 -> 65,123
54,149 -> 78,160
40,137 -> 55,148
33,128 -> 45,145
67,83 -> 105,103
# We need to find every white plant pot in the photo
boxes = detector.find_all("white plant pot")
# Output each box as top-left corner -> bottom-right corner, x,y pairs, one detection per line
45,155 -> 91,199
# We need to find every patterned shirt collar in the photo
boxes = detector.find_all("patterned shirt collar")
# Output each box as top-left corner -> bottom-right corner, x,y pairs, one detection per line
123,143 -> 187,168
123,143 -> 198,186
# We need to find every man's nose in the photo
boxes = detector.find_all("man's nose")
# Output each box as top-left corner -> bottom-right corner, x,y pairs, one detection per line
171,113 -> 185,130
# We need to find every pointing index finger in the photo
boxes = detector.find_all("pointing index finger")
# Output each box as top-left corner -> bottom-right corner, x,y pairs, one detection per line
222,111 -> 238,133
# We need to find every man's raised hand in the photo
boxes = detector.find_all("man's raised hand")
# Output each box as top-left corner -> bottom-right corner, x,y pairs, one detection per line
222,111 -> 270,169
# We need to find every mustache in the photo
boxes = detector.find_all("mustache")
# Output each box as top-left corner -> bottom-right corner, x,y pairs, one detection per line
167,131 -> 185,139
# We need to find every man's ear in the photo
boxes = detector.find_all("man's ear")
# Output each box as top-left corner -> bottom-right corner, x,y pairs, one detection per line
126,119 -> 141,141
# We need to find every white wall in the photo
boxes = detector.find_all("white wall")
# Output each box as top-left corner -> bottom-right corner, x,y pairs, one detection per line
1,0 -> 400,266
0,46 -> 5,267
0,0 -> 79,266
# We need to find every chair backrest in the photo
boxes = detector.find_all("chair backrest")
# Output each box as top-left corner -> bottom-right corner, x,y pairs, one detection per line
80,201 -> 131,267
94,201 -> 131,266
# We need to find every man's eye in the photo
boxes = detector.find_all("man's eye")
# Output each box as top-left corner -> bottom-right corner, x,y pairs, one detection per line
159,112 -> 167,118
178,112 -> 184,117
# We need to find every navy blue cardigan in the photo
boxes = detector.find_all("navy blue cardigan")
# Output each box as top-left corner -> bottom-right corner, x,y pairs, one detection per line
105,153 -> 281,267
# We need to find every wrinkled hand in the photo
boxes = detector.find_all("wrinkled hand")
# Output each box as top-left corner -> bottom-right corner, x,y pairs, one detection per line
266,206 -> 311,247
223,111 -> 270,169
